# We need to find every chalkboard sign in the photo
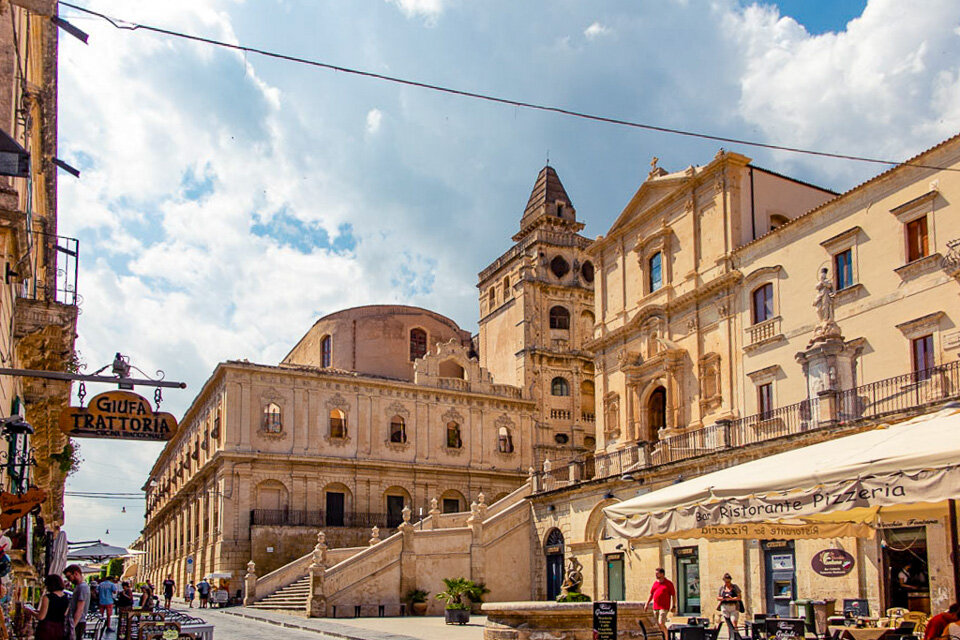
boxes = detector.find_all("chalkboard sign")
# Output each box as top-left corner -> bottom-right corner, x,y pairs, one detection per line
594,601 -> 618,640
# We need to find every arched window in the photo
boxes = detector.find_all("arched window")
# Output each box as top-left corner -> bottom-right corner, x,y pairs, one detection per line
488,287 -> 496,310
752,283 -> 774,324
581,380 -> 595,419
549,306 -> 570,330
497,426 -> 514,453
410,328 -> 427,362
648,387 -> 666,435
329,409 -> 346,438
262,403 -> 282,433
649,252 -> 663,293
389,415 -> 407,443
551,377 -> 570,396
502,275 -> 511,298
769,213 -> 789,231
446,421 -> 462,448
550,255 -> 570,278
581,261 -> 595,283
320,335 -> 332,368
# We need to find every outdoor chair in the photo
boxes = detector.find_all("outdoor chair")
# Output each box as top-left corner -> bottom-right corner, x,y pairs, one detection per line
82,612 -> 106,640
901,613 -> 927,635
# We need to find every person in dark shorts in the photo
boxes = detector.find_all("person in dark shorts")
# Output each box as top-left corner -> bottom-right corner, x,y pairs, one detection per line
162,574 -> 176,609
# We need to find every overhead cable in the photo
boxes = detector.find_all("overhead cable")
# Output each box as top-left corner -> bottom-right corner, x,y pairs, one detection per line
59,1 -> 960,173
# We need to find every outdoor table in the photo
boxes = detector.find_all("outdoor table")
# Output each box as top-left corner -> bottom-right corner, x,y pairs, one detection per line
828,626 -> 890,640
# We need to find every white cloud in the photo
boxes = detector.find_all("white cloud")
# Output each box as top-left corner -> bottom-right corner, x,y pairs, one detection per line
366,108 -> 383,134
584,22 -> 610,40
724,0 -> 960,180
387,0 -> 447,21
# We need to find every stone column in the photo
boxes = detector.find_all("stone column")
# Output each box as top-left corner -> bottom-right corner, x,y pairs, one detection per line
242,561 -> 257,606
308,531 -> 328,617
467,497 -> 485,586
398,506 -> 417,602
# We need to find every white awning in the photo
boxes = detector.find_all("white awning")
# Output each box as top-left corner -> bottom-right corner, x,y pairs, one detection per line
603,406 -> 960,539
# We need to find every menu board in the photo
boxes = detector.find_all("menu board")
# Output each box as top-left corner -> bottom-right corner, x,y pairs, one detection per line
593,601 -> 617,640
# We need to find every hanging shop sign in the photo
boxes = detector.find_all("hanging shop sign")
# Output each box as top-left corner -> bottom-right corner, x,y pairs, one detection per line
811,548 -> 855,577
59,391 -> 178,441
0,487 -> 46,529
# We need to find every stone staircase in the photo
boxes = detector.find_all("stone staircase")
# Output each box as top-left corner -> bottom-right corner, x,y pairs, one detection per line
249,574 -> 310,611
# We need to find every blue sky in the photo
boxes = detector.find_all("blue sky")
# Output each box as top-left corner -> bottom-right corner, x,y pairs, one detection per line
55,0 -> 960,544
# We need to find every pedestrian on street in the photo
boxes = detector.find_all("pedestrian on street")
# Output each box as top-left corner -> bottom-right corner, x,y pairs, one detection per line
140,584 -> 156,611
64,564 -> 90,640
644,567 -> 676,637
925,603 -> 959,640
97,574 -> 119,629
186,581 -> 196,608
197,577 -> 210,608
28,574 -> 69,640
162,574 -> 176,609
717,573 -> 744,640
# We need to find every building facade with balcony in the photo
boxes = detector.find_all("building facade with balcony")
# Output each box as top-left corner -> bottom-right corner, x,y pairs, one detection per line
527,134 -> 960,618
0,0 -> 79,604
141,305 -> 535,588
477,165 -> 597,467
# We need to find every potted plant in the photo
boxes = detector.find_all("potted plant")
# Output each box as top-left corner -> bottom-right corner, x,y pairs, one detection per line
436,577 -> 471,624
465,580 -> 490,614
406,588 -> 429,616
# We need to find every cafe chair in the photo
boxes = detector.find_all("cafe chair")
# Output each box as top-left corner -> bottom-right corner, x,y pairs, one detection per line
901,613 -> 927,635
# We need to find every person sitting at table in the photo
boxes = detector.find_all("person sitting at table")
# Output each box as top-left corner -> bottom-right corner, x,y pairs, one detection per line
717,573 -> 744,640
927,604 -> 960,640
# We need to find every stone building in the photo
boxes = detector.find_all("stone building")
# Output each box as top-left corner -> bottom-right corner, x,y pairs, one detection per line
528,134 -> 960,618
478,165 -> 596,466
141,305 -> 535,587
0,0 -> 79,556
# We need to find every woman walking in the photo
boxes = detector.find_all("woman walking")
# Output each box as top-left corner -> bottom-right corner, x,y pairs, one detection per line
30,574 -> 70,640
717,573 -> 744,640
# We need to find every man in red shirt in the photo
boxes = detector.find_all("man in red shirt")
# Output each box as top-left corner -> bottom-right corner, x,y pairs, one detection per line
645,567 -> 676,636
925,603 -> 959,640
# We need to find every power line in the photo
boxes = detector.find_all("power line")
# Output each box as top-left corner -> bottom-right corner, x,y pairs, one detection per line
59,1 -> 960,174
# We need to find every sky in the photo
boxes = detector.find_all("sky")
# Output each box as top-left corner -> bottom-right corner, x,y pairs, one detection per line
54,0 -> 960,544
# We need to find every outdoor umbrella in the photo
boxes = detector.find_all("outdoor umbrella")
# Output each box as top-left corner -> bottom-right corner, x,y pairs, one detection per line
66,540 -> 129,562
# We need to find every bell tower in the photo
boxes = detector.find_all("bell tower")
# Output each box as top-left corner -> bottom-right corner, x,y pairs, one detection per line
477,165 -> 596,465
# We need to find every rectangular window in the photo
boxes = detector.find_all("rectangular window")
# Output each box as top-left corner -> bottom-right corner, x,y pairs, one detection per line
912,334 -> 934,377
906,217 -> 929,262
834,249 -> 854,290
753,284 -> 774,324
442,498 -> 460,514
758,383 -> 773,419
649,252 -> 663,293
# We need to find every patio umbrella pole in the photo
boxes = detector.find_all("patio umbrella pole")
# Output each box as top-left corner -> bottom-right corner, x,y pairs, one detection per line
951,499 -> 960,602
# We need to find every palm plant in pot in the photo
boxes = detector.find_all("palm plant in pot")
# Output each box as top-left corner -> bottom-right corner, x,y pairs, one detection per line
406,588 -> 429,616
436,577 -> 471,624
465,581 -> 490,614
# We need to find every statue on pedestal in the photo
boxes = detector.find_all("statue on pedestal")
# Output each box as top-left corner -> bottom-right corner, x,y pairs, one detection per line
811,267 -> 842,344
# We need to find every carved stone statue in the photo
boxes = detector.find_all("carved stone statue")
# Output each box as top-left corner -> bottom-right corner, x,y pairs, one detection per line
559,556 -> 584,598
813,267 -> 835,323
811,267 -> 842,344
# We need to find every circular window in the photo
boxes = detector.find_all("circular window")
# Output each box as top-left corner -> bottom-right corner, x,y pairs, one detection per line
581,261 -> 594,283
550,255 -> 570,279
584,436 -> 596,449
554,433 -> 570,445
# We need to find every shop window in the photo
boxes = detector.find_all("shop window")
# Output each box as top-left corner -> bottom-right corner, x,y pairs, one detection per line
497,426 -> 514,453
446,421 -> 462,448
906,217 -> 929,263
834,249 -> 854,290
649,252 -> 663,293
410,328 -> 427,362
320,335 -> 332,368
389,415 -> 407,443
329,409 -> 347,438
551,377 -> 570,396
912,334 -> 935,378
262,403 -> 282,433
752,283 -> 774,324
549,306 -> 570,330
758,383 -> 774,419
550,255 -> 570,278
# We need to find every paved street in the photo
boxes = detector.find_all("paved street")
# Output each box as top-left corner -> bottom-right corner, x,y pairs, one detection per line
104,605 -> 487,640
